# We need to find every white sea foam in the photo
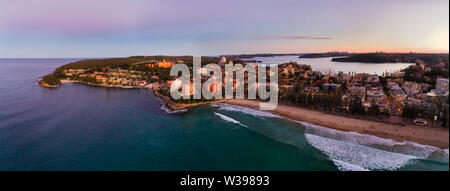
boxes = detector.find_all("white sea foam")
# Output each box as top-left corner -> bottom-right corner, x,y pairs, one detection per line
305,133 -> 417,171
214,112 -> 247,127
332,159 -> 369,171
213,103 -> 281,118
160,104 -> 188,114
444,149 -> 449,156
296,121 -> 441,159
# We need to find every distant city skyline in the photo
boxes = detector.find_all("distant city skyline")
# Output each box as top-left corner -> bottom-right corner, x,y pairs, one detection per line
0,0 -> 448,58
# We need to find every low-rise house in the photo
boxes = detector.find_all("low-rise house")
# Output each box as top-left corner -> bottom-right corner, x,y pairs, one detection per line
322,83 -> 341,91
367,87 -> 385,100
351,79 -> 362,86
387,82 -> 399,89
407,97 -> 422,105
426,78 -> 449,99
390,85 -> 407,102
436,78 -> 449,94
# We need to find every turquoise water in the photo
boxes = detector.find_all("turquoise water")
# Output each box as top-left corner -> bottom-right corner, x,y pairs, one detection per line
0,59 -> 448,171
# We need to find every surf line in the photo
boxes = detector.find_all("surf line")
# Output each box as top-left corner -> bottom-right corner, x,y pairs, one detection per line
214,112 -> 247,127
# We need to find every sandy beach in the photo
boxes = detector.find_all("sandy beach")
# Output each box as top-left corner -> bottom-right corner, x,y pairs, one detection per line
224,99 -> 449,148
60,79 -> 78,83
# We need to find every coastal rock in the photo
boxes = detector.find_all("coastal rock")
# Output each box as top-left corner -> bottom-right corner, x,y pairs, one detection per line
38,81 -> 61,88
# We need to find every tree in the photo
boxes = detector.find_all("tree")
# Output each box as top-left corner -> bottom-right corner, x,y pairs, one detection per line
381,108 -> 390,118
441,103 -> 449,128
350,96 -> 365,115
402,103 -> 419,121
39,74 -> 61,86
368,99 -> 380,116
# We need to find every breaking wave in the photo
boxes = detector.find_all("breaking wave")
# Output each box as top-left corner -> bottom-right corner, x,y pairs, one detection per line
332,159 -> 369,171
297,121 -> 443,159
305,133 -> 418,171
212,103 -> 281,118
160,104 -> 188,114
214,112 -> 247,127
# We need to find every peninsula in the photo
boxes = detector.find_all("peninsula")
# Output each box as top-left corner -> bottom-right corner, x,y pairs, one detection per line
299,52 -> 353,58
332,53 -> 449,63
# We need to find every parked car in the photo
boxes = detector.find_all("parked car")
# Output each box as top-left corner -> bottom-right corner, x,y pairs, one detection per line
413,118 -> 427,126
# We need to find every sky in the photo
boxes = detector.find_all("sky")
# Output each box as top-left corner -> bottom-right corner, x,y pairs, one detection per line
0,0 -> 448,57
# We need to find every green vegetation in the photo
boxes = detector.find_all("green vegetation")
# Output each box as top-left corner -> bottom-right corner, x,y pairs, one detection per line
401,103 -> 420,121
233,53 -> 301,59
368,99 -> 380,116
332,53 -> 393,63
349,96 -> 365,115
54,57 -> 150,78
401,58 -> 449,91
52,56 -> 226,78
43,55 -> 236,88
299,52 -> 352,58
39,74 -> 61,87
332,53 -> 448,63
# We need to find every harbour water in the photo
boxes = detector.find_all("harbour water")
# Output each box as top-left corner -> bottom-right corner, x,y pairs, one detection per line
0,58 -> 447,170
243,56 -> 414,75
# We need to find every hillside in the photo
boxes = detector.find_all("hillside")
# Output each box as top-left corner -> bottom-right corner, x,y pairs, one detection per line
299,52 -> 353,58
331,53 -> 448,63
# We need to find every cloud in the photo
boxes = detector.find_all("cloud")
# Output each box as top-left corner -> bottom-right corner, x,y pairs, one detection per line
259,35 -> 334,40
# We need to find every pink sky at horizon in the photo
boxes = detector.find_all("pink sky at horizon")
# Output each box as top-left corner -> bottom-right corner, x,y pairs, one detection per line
0,0 -> 448,57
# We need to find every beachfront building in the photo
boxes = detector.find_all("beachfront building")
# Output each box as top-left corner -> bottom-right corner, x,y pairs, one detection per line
426,78 -> 449,100
363,86 -> 389,111
364,75 -> 381,87
402,81 -> 421,97
436,78 -> 449,95
322,83 -> 341,91
344,86 -> 366,107
390,85 -> 407,103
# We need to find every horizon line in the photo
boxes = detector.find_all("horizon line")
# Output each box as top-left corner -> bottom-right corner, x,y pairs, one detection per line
0,51 -> 449,59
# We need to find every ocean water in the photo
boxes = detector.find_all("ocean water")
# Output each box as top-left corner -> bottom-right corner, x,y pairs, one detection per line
0,58 -> 448,171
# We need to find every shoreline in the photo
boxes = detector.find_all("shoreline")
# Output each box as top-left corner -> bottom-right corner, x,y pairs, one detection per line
223,99 -> 449,149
